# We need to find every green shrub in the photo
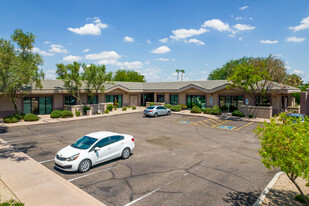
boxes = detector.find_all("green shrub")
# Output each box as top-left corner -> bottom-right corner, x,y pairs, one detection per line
294,194 -> 309,204
75,110 -> 81,116
122,107 -> 127,111
249,114 -> 254,118
3,115 -> 18,123
229,105 -> 238,112
150,102 -> 155,106
107,104 -> 113,111
104,109 -> 109,114
232,110 -> 245,117
50,110 -> 61,118
171,105 -> 181,112
13,113 -> 24,120
180,104 -> 187,110
306,182 -> 309,187
0,199 -> 24,206
203,108 -> 212,114
24,113 -> 39,121
113,105 -> 118,110
83,106 -> 90,115
114,101 -> 119,109
127,106 -> 132,108
191,106 -> 202,113
132,106 -> 136,110
164,104 -> 173,109
61,110 -> 73,118
211,105 -> 222,115
220,105 -> 228,112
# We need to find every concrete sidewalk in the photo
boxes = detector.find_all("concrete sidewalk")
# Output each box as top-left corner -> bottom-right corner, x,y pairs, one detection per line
0,139 -> 105,206
0,107 -> 144,128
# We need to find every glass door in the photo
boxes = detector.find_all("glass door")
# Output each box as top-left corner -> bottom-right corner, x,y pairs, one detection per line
39,97 -> 46,114
23,97 -> 31,114
46,97 -> 53,114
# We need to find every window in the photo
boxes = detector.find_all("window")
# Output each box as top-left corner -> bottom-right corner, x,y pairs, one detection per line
106,95 -> 122,108
219,96 -> 244,111
111,136 -> 124,143
64,96 -> 76,105
157,94 -> 165,102
23,97 -> 53,115
71,136 -> 98,150
157,106 -> 165,109
94,137 -> 110,148
88,95 -> 98,104
170,95 -> 178,105
186,95 -> 206,109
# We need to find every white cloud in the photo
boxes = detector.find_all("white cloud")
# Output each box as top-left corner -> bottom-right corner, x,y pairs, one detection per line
45,70 -> 57,79
62,55 -> 82,62
32,47 -> 54,56
117,61 -> 143,69
273,54 -> 282,57
235,17 -> 243,21
85,51 -> 121,60
48,44 -> 68,53
286,36 -> 305,42
260,40 -> 278,44
83,48 -> 90,53
289,16 -> 309,32
185,38 -> 205,45
155,58 -> 176,61
138,67 -> 162,81
67,17 -> 108,35
124,36 -> 134,42
249,17 -> 254,20
159,38 -> 168,43
44,41 -> 51,44
239,37 -> 243,40
294,70 -> 304,74
170,28 -> 207,40
147,39 -> 151,44
233,24 -> 255,31
201,19 -> 231,32
239,6 -> 248,10
151,46 -> 171,54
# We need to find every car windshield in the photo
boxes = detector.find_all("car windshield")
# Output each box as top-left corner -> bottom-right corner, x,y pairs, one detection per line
70,136 -> 98,150
147,106 -> 155,109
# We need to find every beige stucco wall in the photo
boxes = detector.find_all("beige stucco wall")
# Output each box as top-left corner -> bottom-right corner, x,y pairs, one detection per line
53,94 -> 63,110
0,95 -> 22,116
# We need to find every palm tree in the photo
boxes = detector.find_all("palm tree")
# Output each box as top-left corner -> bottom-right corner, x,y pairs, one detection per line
181,69 -> 185,81
176,69 -> 180,81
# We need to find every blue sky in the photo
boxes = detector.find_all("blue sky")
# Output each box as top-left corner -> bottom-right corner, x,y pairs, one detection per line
1,0 -> 309,82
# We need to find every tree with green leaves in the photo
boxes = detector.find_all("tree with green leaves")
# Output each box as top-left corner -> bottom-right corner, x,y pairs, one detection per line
255,113 -> 309,206
113,69 -> 145,82
176,69 -> 180,81
180,69 -> 185,81
82,64 -> 113,103
208,57 -> 252,80
227,55 -> 288,105
284,74 -> 303,87
56,61 -> 83,104
0,29 -> 44,113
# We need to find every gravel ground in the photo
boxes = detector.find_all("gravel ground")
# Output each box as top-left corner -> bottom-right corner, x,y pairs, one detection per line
262,173 -> 309,206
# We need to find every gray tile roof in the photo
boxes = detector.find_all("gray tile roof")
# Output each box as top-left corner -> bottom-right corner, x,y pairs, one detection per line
37,79 -> 299,93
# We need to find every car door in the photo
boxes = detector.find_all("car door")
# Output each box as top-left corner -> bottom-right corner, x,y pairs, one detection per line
158,106 -> 166,115
88,137 -> 111,165
109,136 -> 125,159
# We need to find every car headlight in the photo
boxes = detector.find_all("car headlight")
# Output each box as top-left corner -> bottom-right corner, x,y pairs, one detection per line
67,153 -> 80,161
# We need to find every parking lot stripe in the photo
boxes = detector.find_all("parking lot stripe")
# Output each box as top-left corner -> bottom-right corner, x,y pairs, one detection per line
39,159 -> 54,164
68,167 -> 111,182
234,122 -> 254,131
199,122 -> 209,127
211,120 -> 231,128
201,119 -> 215,126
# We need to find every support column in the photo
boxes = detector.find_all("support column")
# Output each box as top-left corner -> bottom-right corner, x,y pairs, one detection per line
300,91 -> 308,114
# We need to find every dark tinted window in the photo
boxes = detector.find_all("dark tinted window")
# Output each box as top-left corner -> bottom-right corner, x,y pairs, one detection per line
157,106 -> 165,109
94,137 -> 110,148
71,136 -> 98,150
147,106 -> 155,109
111,136 -> 124,143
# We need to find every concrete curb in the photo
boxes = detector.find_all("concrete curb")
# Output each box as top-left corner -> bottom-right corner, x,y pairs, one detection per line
0,138 -> 106,206
253,171 -> 284,206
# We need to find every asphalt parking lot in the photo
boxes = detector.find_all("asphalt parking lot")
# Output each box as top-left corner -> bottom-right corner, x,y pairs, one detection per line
0,113 -> 276,206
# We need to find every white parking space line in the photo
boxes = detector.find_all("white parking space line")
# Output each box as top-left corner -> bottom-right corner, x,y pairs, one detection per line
68,167 -> 111,182
124,173 -> 189,206
4,139 -> 23,143
39,159 -> 54,164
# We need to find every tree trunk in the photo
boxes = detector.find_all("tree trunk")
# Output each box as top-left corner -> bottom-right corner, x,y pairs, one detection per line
181,73 -> 183,81
10,92 -> 19,113
287,174 -> 309,206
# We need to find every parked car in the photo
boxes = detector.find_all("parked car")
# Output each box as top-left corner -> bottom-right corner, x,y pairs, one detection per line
144,106 -> 171,117
54,131 -> 135,173
286,113 -> 305,123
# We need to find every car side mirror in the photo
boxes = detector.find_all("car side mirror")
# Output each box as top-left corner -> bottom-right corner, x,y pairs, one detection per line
94,147 -> 100,152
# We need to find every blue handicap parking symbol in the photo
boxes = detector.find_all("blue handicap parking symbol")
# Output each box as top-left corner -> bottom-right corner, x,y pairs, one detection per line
179,121 -> 191,124
218,125 -> 235,130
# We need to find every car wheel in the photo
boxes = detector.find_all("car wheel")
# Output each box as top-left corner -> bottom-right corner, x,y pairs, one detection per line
167,111 -> 171,115
78,159 -> 91,173
154,113 -> 158,118
122,147 -> 130,159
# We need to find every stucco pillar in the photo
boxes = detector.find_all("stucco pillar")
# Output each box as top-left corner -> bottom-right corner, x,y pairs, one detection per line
154,92 -> 157,102
300,91 -> 308,114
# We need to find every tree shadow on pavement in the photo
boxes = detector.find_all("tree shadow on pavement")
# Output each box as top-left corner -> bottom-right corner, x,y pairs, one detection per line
222,190 -> 261,206
262,189 -> 305,206
0,126 -> 8,134
0,147 -> 29,162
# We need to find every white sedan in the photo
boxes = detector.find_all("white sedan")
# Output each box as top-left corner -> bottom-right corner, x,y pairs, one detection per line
54,131 -> 135,172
